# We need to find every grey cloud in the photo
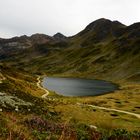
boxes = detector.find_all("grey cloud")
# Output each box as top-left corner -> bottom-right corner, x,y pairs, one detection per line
0,0 -> 140,38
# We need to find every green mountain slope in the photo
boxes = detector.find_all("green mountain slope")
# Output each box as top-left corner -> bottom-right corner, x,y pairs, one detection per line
0,18 -> 140,82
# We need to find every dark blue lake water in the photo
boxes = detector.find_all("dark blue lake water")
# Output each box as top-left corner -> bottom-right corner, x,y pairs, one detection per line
42,77 -> 118,97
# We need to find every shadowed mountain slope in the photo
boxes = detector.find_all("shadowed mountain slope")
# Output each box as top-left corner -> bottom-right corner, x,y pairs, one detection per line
0,18 -> 140,82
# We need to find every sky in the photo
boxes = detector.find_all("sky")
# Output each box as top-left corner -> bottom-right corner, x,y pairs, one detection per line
0,0 -> 140,38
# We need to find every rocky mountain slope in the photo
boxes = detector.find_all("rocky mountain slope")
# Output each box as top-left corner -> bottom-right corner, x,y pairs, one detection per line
0,18 -> 140,82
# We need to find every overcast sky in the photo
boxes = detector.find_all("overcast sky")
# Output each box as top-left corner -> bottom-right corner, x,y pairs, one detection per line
0,0 -> 140,38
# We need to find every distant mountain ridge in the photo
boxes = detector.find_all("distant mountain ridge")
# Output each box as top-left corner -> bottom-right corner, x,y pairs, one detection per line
53,32 -> 67,40
0,18 -> 140,82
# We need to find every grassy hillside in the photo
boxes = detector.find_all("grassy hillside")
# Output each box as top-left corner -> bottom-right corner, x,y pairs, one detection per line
1,19 -> 139,82
0,65 -> 140,140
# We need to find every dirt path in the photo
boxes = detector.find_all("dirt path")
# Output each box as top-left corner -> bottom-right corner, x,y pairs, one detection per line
0,73 -> 6,83
37,76 -> 49,98
88,104 -> 140,119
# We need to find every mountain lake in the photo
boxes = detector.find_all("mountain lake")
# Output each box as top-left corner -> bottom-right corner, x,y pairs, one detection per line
42,77 -> 118,97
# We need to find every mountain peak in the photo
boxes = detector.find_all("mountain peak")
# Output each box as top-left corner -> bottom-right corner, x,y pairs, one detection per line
112,20 -> 126,27
86,18 -> 111,28
85,18 -> 125,31
30,33 -> 53,44
30,33 -> 51,39
53,32 -> 67,41
94,18 -> 111,22
76,18 -> 127,43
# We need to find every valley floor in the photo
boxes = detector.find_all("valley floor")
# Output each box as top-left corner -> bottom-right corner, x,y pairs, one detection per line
0,69 -> 140,139
43,79 -> 140,131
